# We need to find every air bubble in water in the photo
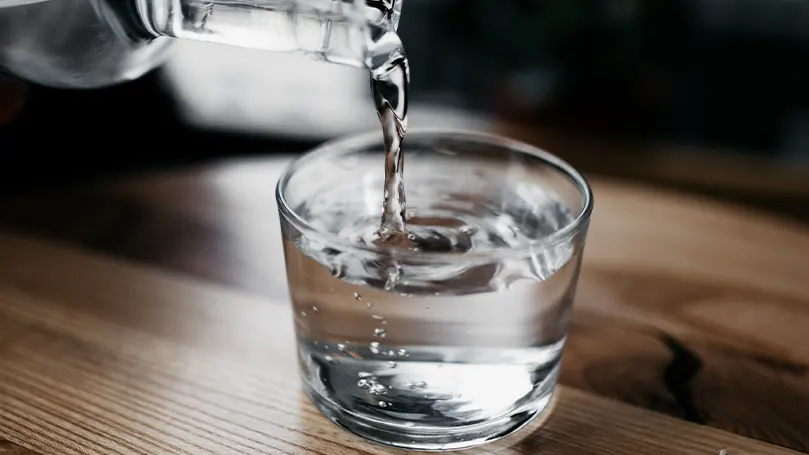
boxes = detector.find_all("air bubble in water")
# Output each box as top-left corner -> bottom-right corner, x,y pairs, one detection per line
324,355 -> 334,363
366,302 -> 373,309
424,305 -> 430,310
384,264 -> 402,291
397,349 -> 408,357
358,371 -> 372,378
354,292 -> 362,300
378,401 -> 388,408
374,328 -> 387,338
370,342 -> 381,354
357,374 -> 388,395
337,343 -> 346,352
312,306 -> 319,313
388,361 -> 397,368
330,264 -> 345,278
369,384 -> 386,395
372,314 -> 385,321
300,311 -> 307,317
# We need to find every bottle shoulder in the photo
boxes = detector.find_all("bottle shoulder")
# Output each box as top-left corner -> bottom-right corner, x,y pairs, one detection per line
0,0 -> 171,88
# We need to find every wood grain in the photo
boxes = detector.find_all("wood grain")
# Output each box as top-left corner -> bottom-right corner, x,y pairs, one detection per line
1,157 -> 808,453
0,160 -> 288,300
0,439 -> 37,454
499,122 -> 809,200
0,231 -> 803,455
497,123 -> 809,225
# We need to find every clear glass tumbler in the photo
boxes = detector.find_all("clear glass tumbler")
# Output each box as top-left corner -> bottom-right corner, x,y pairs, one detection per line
276,130 -> 593,450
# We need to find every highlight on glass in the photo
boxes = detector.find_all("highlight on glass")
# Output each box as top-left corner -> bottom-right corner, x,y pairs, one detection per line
276,130 -> 594,450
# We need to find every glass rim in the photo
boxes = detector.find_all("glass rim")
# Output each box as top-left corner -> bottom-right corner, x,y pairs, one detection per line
276,128 -> 594,262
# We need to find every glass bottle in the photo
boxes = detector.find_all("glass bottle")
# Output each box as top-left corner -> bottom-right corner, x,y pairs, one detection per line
0,0 -> 402,88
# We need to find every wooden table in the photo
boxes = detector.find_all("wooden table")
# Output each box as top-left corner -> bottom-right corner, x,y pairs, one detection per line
1,157 -> 808,454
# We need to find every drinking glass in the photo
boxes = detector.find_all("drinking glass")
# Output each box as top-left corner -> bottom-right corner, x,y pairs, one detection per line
276,130 -> 593,450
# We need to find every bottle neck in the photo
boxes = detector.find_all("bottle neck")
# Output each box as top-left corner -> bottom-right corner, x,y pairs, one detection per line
134,0 -> 402,68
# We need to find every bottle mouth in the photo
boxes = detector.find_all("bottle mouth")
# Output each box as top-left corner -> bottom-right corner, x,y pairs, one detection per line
276,128 -> 595,264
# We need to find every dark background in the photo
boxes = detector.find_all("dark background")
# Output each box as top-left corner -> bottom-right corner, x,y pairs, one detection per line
0,73 -> 314,192
403,0 -> 809,157
2,0 -> 808,219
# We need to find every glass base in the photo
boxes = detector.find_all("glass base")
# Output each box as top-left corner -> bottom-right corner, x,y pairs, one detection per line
304,381 -> 553,451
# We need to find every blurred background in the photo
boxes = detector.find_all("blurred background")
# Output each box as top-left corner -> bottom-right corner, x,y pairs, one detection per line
1,0 -> 808,222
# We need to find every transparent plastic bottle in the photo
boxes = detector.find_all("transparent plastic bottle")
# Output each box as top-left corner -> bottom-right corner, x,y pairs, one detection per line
0,0 -> 402,88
